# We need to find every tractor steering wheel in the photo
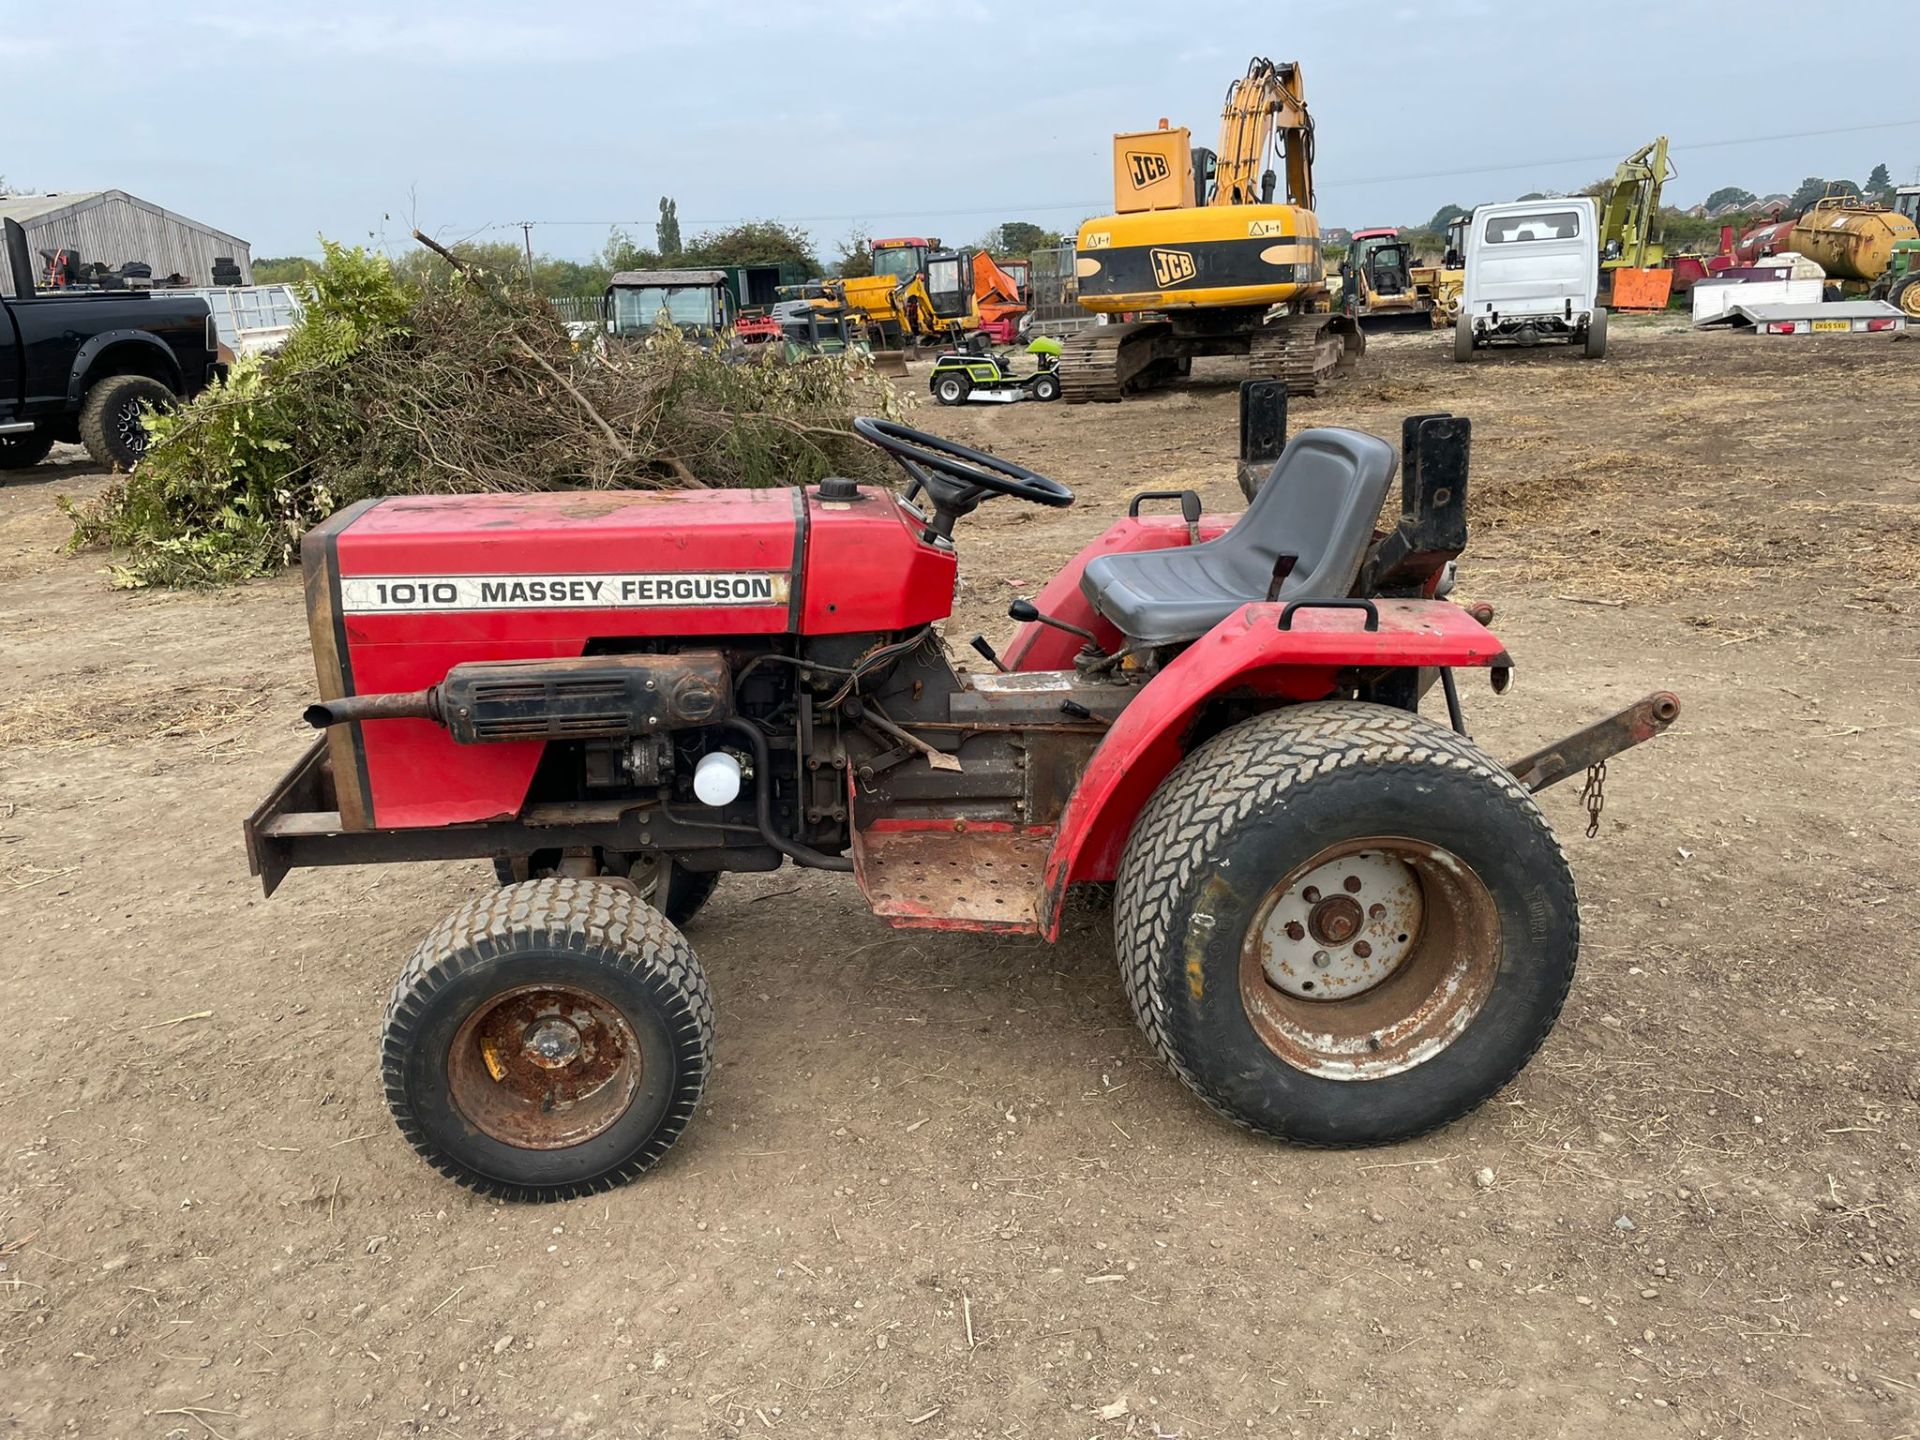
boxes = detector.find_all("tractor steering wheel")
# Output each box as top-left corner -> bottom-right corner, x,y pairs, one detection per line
853,416 -> 1073,535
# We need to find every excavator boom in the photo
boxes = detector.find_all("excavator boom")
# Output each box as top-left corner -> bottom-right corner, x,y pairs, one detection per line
1212,57 -> 1313,210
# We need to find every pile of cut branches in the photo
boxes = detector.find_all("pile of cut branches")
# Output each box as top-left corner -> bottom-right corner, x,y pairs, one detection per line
65,237 -> 900,587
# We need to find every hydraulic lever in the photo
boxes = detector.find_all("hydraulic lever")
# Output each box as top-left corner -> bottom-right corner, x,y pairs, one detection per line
1008,599 -> 1104,654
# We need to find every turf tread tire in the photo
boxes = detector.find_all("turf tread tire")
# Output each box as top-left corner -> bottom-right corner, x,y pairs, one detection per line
1114,701 -> 1576,1146
382,877 -> 713,1201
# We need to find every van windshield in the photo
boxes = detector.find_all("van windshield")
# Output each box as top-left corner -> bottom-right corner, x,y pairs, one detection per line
1484,210 -> 1583,244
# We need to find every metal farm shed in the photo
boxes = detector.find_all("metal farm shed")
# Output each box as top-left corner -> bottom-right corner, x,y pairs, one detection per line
0,190 -> 252,296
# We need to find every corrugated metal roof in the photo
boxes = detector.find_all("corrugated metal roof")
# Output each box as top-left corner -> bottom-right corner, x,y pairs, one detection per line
0,189 -> 252,297
609,269 -> 729,287
0,191 -> 111,223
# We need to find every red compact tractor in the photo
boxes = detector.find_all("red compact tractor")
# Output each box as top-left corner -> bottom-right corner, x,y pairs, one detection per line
250,402 -> 1678,1200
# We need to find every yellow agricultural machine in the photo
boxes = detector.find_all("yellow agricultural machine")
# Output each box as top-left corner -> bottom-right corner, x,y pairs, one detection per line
1061,57 -> 1363,402
1600,137 -> 1675,310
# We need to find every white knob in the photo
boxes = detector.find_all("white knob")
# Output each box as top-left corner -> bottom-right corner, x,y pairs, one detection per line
692,751 -> 743,807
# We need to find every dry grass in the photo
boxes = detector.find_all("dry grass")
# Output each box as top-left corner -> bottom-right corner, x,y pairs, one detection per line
0,682 -> 268,747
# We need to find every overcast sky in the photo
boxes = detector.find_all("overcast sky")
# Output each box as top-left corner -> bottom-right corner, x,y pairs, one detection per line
5,1 -> 1916,262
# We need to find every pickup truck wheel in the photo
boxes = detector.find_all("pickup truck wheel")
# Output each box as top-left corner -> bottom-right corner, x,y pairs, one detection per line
1114,701 -> 1578,1146
1453,315 -> 1475,363
79,374 -> 175,470
0,428 -> 56,471
382,878 -> 712,1201
1584,307 -> 1609,360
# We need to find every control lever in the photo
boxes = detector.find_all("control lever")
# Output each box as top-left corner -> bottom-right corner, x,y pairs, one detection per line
1008,598 -> 1103,653
1265,554 -> 1299,603
969,635 -> 1009,672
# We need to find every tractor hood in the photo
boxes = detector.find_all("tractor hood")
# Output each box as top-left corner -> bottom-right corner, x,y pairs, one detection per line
303,483 -> 957,828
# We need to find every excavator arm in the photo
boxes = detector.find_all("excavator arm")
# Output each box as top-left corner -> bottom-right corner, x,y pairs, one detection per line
1212,57 -> 1314,209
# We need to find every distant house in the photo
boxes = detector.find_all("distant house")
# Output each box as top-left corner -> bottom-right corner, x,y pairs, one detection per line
0,189 -> 251,297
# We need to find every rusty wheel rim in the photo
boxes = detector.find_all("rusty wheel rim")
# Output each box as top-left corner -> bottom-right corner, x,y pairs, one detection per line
1239,837 -> 1501,1081
447,985 -> 643,1150
1901,283 -> 1920,320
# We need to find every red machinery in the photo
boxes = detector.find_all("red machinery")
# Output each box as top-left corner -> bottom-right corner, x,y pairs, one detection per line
252,407 -> 1678,1200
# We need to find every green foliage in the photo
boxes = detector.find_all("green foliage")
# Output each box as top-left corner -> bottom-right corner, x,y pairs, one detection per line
601,225 -> 660,274
835,231 -> 873,278
1705,186 -> 1757,212
1867,163 -> 1892,199
987,221 -> 1063,256
250,255 -> 317,285
682,221 -> 819,273
64,239 -> 896,588
1424,204 -> 1469,232
657,197 -> 682,258
1787,176 -> 1859,214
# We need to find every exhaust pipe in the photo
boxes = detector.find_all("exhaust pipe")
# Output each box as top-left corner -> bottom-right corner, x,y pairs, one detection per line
303,689 -> 441,728
4,219 -> 36,298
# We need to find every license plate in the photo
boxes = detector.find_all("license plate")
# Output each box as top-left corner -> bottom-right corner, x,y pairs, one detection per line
1811,319 -> 1852,332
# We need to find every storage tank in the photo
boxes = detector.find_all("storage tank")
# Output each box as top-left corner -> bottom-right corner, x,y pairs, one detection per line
1733,217 -> 1797,265
1787,197 -> 1919,283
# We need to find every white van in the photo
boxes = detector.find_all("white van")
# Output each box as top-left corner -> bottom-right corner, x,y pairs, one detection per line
1455,197 -> 1606,361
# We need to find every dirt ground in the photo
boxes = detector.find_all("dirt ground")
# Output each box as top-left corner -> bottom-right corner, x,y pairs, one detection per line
2,321 -> 1916,1439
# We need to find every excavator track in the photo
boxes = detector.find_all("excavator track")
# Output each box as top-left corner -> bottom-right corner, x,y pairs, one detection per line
1248,312 -> 1366,396
1059,321 -> 1180,404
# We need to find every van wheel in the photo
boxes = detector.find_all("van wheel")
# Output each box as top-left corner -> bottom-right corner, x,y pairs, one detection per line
1584,307 -> 1609,360
1114,702 -> 1578,1146
933,373 -> 970,405
1453,316 -> 1475,363
382,879 -> 712,1201
78,374 -> 174,470
0,428 -> 56,471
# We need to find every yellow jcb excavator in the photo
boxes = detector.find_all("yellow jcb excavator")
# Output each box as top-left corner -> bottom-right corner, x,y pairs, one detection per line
1061,57 -> 1363,402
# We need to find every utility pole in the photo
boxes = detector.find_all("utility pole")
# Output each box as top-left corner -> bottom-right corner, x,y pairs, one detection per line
520,222 -> 536,294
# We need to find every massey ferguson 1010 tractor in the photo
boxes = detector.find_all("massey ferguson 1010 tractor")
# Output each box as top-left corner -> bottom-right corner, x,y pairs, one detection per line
249,409 -> 1678,1201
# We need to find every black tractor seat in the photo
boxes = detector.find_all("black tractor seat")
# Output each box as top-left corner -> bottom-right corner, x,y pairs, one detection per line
1081,428 -> 1398,647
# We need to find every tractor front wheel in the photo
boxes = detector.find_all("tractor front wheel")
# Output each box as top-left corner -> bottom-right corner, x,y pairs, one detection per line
932,373 -> 970,406
381,878 -> 712,1200
1114,702 -> 1578,1146
1031,372 -> 1061,402
1892,274 -> 1920,322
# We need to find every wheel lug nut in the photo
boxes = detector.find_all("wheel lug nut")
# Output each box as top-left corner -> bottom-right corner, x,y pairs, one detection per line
1368,903 -> 1386,919
1343,875 -> 1363,893
1311,951 -> 1331,969
1302,886 -> 1321,903
1353,941 -> 1372,959
1284,920 -> 1306,942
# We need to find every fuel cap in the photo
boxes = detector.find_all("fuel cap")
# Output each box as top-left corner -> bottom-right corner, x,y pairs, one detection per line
817,476 -> 861,501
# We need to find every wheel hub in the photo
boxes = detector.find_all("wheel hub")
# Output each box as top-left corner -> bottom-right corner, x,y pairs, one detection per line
523,1017 -> 583,1069
1257,851 -> 1423,1000
447,986 -> 642,1150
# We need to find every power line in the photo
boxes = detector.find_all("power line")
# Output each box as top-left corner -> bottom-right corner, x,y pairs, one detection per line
407,114 -> 1920,250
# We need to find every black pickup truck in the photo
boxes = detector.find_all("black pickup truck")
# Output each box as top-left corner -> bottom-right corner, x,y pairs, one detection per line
1,218 -> 222,474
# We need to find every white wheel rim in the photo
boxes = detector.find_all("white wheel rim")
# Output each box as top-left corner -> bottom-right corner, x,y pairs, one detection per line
1254,849 -> 1422,1000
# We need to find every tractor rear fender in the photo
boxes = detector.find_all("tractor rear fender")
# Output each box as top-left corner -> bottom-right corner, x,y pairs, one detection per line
1037,598 -> 1511,939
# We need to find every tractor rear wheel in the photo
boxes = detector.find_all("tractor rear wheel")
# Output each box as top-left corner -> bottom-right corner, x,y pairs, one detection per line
381,878 -> 712,1200
932,373 -> 970,406
1584,307 -> 1609,360
1453,316 -> 1475,363
1892,274 -> 1920,321
1114,701 -> 1578,1146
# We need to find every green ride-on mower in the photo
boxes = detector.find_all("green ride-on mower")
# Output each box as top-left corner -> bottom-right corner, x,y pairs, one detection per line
929,336 -> 1063,405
